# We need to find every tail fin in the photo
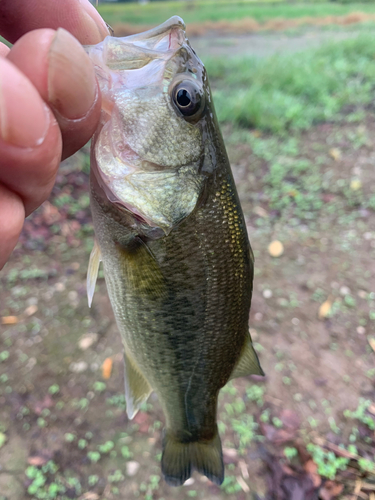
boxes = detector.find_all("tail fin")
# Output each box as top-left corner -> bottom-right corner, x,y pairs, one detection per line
161,429 -> 224,486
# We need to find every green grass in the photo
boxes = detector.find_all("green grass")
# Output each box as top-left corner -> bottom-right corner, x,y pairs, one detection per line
205,32 -> 375,133
97,1 -> 375,27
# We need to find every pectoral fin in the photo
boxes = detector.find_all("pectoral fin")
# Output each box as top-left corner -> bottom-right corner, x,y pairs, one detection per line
229,335 -> 265,380
87,240 -> 102,308
124,350 -> 152,420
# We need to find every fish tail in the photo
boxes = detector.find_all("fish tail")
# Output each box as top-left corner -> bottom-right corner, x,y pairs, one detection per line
161,429 -> 224,486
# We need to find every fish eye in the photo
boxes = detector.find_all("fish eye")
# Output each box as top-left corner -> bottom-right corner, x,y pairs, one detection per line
172,81 -> 204,118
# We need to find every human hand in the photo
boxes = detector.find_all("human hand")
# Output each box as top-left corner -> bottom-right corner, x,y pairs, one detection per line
0,0 -> 109,269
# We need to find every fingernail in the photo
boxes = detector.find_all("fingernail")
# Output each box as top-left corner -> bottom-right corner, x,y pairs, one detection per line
0,58 -> 49,148
79,0 -> 110,42
48,28 -> 97,120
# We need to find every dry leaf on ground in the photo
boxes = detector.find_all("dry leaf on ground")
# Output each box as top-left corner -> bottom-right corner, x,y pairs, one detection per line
1,316 -> 18,325
319,300 -> 332,319
268,240 -> 284,257
329,148 -> 341,161
102,357 -> 113,380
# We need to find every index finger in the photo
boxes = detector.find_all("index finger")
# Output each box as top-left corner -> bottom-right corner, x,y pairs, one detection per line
0,0 -> 109,45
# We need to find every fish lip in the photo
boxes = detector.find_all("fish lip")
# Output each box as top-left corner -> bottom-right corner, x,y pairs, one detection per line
84,16 -> 187,55
123,16 -> 186,43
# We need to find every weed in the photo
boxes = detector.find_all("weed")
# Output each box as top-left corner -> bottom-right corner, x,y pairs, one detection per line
344,398 -> 375,430
87,451 -> 101,463
221,475 -> 242,494
98,441 -> 115,454
64,433 -> 76,443
232,414 -> 259,453
307,444 -> 349,479
48,384 -> 60,395
284,447 -> 298,460
246,384 -> 265,406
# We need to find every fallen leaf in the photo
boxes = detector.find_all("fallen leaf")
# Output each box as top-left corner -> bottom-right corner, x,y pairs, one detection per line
368,338 -> 375,353
268,240 -> 284,257
350,179 -> 362,191
24,305 -> 38,317
319,481 -> 343,500
0,432 -> 6,449
1,316 -> 18,325
102,357 -> 113,380
28,455 -> 49,466
238,459 -> 249,479
329,148 -> 341,161
133,411 -> 150,433
304,459 -> 321,488
236,476 -> 250,493
318,300 -> 332,319
79,493 -> 99,500
280,409 -> 301,431
254,206 -> 268,218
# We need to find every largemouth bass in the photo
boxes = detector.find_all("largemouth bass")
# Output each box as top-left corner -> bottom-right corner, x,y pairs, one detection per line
85,16 -> 263,486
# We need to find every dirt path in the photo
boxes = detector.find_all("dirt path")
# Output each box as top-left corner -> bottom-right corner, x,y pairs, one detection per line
190,28 -> 367,60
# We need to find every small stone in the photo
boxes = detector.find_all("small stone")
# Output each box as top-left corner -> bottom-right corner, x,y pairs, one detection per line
126,461 -> 140,477
24,305 -> 38,317
358,290 -> 367,299
254,312 -> 263,321
69,361 -> 88,373
54,282 -> 65,292
291,318 -> 300,326
357,326 -> 365,335
68,291 -> 78,302
184,478 -> 195,486
339,286 -> 350,296
364,232 -> 373,240
263,289 -> 272,299
78,333 -> 98,351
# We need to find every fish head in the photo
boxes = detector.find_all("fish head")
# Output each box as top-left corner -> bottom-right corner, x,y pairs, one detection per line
86,17 -> 218,233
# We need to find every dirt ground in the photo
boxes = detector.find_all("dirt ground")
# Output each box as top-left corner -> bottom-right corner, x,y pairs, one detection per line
1,28 -> 375,500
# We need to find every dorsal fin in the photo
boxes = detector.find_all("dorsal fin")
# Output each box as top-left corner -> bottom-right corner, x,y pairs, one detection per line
87,240 -> 102,308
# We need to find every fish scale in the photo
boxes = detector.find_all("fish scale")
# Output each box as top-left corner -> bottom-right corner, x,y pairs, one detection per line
86,16 -> 263,486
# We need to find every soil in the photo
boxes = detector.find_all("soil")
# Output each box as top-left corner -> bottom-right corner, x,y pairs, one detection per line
1,29 -> 375,500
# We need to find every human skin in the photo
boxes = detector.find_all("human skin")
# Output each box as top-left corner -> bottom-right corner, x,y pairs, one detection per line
0,0 -> 110,269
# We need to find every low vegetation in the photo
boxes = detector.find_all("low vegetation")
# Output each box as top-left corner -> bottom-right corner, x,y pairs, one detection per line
206,32 -> 375,133
97,1 -> 375,27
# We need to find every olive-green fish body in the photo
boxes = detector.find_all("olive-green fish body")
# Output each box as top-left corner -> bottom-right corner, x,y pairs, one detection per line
86,17 -> 263,486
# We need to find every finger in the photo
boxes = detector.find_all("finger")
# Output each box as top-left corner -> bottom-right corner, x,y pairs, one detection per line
0,57 -> 62,216
0,183 -> 25,270
0,0 -> 109,45
0,43 -> 10,57
7,28 -> 101,159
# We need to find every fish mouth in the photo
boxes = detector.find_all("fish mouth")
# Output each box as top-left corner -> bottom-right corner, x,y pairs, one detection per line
84,16 -> 188,74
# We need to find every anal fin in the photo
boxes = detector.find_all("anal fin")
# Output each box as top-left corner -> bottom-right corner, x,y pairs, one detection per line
124,350 -> 152,420
229,334 -> 265,380
87,240 -> 102,308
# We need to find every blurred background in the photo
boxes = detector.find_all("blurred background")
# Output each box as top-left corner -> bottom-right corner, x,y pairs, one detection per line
1,1 -> 375,499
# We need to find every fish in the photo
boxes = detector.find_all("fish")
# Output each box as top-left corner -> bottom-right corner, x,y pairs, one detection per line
85,16 -> 264,486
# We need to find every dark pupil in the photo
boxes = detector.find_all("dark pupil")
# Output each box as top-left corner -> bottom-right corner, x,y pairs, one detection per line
176,89 -> 191,107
